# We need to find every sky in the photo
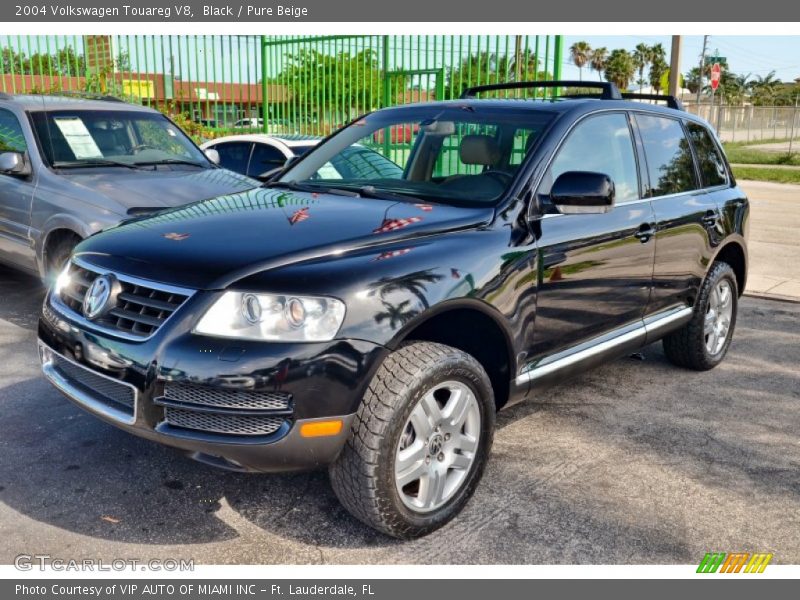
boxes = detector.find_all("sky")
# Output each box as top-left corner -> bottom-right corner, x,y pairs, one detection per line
561,35 -> 800,84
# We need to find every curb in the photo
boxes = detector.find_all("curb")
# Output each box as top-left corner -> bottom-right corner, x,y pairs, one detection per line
743,291 -> 800,305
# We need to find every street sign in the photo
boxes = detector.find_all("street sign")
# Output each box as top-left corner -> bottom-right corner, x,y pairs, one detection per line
710,63 -> 722,91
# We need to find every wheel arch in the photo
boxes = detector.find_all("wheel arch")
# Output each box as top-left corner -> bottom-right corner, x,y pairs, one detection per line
387,298 -> 517,410
709,238 -> 747,296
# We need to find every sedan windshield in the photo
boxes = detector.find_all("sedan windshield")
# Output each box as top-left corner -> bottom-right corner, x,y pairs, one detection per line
31,109 -> 210,168
279,105 -> 555,206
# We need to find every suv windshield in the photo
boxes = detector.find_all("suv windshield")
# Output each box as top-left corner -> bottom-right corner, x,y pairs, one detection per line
30,109 -> 210,168
279,105 -> 554,206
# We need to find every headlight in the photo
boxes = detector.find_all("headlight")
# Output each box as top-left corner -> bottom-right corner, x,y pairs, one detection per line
194,292 -> 346,342
53,263 -> 72,296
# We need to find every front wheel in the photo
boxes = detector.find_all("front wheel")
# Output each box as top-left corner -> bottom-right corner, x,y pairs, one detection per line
663,261 -> 738,370
329,341 -> 495,539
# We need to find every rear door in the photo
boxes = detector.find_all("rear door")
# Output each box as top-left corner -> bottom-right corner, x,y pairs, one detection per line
0,108 -> 36,270
633,112 -> 722,322
526,111 -> 657,365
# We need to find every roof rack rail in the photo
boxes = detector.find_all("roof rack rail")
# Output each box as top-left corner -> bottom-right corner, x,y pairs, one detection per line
52,91 -> 126,103
460,80 -> 623,100
0,92 -> 12,100
621,93 -> 684,111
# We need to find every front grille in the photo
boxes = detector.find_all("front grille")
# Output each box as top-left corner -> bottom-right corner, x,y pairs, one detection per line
49,351 -> 135,413
57,263 -> 190,339
163,382 -> 292,411
164,408 -> 285,436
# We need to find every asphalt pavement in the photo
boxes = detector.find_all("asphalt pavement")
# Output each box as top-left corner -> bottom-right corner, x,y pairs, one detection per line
0,264 -> 798,565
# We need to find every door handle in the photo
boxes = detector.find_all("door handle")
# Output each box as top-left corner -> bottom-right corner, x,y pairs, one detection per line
634,223 -> 656,243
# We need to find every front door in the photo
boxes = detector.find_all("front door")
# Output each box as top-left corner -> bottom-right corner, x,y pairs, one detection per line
0,108 -> 36,270
523,111 -> 656,377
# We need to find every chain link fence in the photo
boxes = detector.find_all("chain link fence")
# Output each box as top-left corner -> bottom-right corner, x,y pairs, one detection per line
686,102 -> 800,147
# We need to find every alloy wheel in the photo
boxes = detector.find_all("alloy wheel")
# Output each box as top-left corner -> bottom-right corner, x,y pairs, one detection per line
394,381 -> 481,513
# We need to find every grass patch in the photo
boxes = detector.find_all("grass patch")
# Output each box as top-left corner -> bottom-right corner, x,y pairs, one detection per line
723,143 -> 800,166
733,166 -> 800,184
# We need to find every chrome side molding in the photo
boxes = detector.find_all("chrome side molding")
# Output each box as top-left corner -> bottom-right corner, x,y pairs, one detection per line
517,306 -> 693,386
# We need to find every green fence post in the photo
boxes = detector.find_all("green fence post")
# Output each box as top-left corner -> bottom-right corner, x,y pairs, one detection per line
553,35 -> 563,98
261,35 -> 268,132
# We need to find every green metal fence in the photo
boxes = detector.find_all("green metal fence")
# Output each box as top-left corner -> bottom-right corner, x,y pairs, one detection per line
0,35 -> 563,141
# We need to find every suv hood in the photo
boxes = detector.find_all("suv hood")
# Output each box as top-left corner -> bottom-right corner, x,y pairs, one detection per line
62,167 -> 257,213
76,187 -> 494,289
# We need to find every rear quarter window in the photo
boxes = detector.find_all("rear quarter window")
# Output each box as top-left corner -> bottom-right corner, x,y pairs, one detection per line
686,122 -> 728,188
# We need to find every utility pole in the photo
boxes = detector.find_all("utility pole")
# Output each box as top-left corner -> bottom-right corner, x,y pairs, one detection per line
696,35 -> 709,107
668,35 -> 682,97
790,93 -> 798,156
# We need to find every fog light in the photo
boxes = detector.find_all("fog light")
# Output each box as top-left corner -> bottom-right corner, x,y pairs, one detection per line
299,419 -> 344,438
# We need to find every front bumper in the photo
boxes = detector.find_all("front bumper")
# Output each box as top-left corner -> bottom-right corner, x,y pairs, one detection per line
38,291 -> 387,472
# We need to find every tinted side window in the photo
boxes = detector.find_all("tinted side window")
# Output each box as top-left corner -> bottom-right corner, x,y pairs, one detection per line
0,109 -> 27,153
213,142 -> 252,174
635,114 -> 698,197
548,113 -> 639,203
247,143 -> 286,177
687,122 -> 728,188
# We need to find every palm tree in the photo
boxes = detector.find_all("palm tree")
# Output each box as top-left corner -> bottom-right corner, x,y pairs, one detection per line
508,48 -> 540,82
632,43 -> 652,89
604,49 -> 636,91
569,41 -> 592,81
374,300 -> 417,330
649,57 -> 669,93
589,47 -> 608,81
368,269 -> 444,310
749,71 -> 781,105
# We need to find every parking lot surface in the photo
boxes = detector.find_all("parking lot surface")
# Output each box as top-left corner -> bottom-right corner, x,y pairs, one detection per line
0,264 -> 798,564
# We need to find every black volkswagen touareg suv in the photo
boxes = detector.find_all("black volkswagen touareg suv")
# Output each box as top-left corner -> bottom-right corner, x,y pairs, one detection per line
38,82 -> 748,538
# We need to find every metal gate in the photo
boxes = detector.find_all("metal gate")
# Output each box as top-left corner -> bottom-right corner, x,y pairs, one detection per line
1,35 -> 563,140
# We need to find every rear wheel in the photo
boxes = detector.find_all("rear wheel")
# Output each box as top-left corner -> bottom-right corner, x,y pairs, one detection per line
329,341 -> 495,539
663,261 -> 738,370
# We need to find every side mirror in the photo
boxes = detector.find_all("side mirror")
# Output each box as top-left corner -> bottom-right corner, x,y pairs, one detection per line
551,171 -> 614,215
0,151 -> 31,176
204,148 -> 220,165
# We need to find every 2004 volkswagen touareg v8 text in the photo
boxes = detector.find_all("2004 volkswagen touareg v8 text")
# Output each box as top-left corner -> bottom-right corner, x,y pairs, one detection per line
38,82 -> 748,538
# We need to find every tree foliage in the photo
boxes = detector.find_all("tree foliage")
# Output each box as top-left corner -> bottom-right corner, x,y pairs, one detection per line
604,49 -> 636,90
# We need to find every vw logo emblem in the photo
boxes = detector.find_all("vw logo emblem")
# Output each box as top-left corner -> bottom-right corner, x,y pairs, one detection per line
428,434 -> 444,456
82,275 -> 115,320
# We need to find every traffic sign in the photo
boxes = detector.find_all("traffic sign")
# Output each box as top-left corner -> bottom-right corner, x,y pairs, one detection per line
710,63 -> 722,91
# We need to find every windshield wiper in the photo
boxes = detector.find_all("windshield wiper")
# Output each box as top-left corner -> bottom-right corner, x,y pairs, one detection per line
356,185 -> 424,203
53,159 -> 144,170
267,180 -> 360,197
133,158 -> 207,168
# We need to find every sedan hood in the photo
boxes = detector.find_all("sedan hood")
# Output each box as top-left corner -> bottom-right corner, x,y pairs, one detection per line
76,187 -> 494,289
63,167 -> 257,212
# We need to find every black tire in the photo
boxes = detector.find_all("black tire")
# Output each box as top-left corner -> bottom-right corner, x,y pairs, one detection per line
329,341 -> 495,539
45,232 -> 81,282
663,261 -> 738,371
